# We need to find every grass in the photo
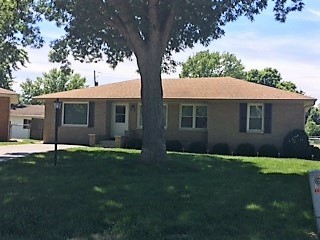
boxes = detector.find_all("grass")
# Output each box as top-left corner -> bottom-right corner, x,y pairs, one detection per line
0,148 -> 319,240
0,139 -> 42,146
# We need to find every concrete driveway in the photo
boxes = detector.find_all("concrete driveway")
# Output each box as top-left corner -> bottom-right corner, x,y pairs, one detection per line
0,143 -> 86,162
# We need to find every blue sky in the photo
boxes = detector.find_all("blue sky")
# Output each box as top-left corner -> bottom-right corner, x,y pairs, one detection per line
13,1 -> 320,104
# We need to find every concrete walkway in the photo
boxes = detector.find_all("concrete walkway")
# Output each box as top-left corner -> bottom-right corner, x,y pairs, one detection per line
0,143 -> 86,162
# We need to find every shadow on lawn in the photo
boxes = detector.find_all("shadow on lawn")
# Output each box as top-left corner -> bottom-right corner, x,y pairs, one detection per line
0,148 -> 318,240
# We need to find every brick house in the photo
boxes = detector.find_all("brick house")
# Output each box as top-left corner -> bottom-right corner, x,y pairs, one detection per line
0,88 -> 18,141
35,77 -> 316,152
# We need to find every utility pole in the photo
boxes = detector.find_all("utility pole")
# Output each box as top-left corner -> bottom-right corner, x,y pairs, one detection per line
94,70 -> 99,86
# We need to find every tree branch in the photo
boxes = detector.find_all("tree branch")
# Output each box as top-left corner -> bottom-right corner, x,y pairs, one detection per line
92,0 -> 127,37
148,0 -> 160,45
159,3 -> 176,55
108,0 -> 146,53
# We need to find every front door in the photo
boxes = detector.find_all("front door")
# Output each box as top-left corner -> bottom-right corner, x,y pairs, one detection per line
111,103 -> 129,137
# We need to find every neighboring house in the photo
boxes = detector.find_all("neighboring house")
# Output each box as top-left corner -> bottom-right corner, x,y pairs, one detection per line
10,105 -> 45,139
0,88 -> 18,141
35,77 -> 316,152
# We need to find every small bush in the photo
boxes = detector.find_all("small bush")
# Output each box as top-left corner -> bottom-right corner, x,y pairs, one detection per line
209,143 -> 230,155
124,138 -> 142,150
187,141 -> 207,154
258,144 -> 278,158
236,143 -> 255,156
283,129 -> 309,159
166,140 -> 183,152
308,145 -> 320,160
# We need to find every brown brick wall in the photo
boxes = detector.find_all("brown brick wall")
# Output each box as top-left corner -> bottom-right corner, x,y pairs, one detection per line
130,102 -> 208,146
42,99 -> 308,151
43,100 -> 111,145
165,102 -> 207,143
207,100 -> 306,153
0,97 -> 10,141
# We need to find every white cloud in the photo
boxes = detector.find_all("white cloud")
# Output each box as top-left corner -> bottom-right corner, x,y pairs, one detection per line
308,9 -> 320,17
12,45 -> 140,93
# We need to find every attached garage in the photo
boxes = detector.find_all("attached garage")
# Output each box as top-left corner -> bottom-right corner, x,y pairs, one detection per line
0,88 -> 18,141
10,105 -> 45,139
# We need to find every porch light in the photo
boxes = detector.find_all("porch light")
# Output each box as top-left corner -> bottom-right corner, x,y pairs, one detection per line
54,98 -> 62,166
54,98 -> 62,110
130,104 -> 136,112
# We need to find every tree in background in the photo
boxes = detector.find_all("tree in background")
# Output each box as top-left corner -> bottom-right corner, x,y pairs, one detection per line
0,0 -> 43,90
36,0 -> 304,164
277,81 -> 302,93
306,107 -> 320,136
20,68 -> 87,105
180,51 -> 245,79
181,52 -> 302,93
307,107 -> 320,125
246,68 -> 281,87
246,67 -> 302,93
306,120 -> 320,136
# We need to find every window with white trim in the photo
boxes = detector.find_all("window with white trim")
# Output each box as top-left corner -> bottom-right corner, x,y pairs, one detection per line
23,119 -> 31,129
115,105 -> 126,123
63,102 -> 89,126
138,104 -> 167,128
180,105 -> 207,129
247,104 -> 264,132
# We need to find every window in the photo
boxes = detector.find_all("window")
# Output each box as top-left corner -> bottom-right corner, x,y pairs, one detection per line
240,103 -> 272,134
181,106 -> 193,128
180,105 -> 207,129
23,119 -> 31,129
115,105 -> 126,123
138,104 -> 167,128
247,104 -> 264,132
63,103 -> 89,126
196,106 -> 207,128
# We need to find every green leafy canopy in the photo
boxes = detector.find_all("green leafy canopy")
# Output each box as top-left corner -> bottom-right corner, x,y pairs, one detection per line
0,0 -> 43,90
180,51 -> 246,79
35,0 -> 304,70
20,68 -> 87,105
180,51 -> 302,93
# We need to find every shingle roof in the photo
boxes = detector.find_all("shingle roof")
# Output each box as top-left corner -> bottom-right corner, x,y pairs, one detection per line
35,77 -> 316,101
10,105 -> 45,118
0,87 -> 17,95
0,87 -> 19,103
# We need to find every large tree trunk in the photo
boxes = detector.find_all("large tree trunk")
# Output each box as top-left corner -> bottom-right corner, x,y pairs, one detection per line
136,48 -> 167,164
107,0 -> 176,164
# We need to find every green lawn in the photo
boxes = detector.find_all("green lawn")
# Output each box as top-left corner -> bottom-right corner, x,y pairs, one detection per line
0,148 -> 319,240
0,139 -> 41,146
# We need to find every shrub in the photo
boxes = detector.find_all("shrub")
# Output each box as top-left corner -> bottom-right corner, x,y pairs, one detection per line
308,145 -> 320,160
258,144 -> 278,158
236,143 -> 255,156
187,141 -> 207,154
124,138 -> 142,150
166,140 -> 183,152
283,129 -> 309,159
209,143 -> 230,155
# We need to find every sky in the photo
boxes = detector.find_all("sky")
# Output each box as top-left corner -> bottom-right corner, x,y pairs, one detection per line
13,1 -> 320,105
